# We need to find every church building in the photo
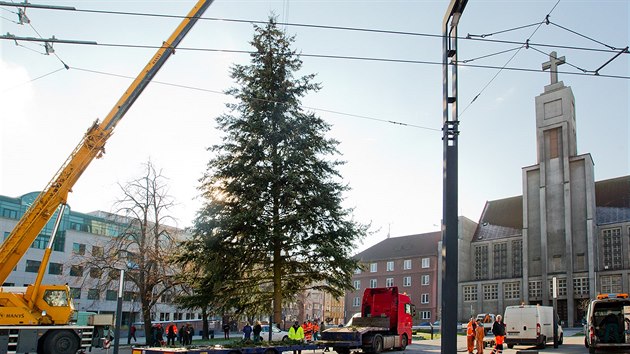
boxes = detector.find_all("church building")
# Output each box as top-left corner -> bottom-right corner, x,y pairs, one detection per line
457,53 -> 630,326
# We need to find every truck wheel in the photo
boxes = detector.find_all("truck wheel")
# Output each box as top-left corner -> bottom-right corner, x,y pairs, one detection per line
537,336 -> 546,349
373,334 -> 384,354
282,335 -> 289,342
399,334 -> 408,350
334,347 -> 349,354
43,330 -> 79,354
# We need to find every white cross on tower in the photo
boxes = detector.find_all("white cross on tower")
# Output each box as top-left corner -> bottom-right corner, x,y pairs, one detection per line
542,51 -> 566,85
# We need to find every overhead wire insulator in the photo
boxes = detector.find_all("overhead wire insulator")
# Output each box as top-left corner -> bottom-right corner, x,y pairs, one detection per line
45,35 -> 55,55
18,8 -> 30,24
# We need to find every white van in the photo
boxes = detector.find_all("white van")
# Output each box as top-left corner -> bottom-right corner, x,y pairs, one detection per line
584,293 -> 630,354
503,305 -> 563,349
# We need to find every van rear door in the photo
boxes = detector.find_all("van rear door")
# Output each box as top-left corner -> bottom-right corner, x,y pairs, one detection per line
506,306 -> 538,340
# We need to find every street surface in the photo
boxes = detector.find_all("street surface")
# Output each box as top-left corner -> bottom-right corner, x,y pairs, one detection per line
89,328 -> 620,354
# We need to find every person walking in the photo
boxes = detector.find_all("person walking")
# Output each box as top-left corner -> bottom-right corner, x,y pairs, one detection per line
243,322 -> 253,340
288,321 -> 305,354
475,319 -> 485,354
128,325 -> 137,344
466,317 -> 477,354
166,322 -> 178,346
184,323 -> 194,345
179,324 -> 185,344
313,321 -> 320,341
253,321 -> 262,342
491,315 -> 506,354
223,322 -> 231,339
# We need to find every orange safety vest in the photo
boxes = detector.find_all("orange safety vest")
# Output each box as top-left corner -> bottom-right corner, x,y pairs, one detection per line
313,323 -> 320,333
466,320 -> 475,336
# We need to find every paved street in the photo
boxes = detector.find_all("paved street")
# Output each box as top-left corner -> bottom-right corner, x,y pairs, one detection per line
89,328 -> 610,354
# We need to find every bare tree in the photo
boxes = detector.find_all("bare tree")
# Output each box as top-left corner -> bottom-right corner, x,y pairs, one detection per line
73,161 -> 183,345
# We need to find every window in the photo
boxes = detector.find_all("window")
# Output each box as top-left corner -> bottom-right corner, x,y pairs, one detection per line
92,246 -> 103,257
548,278 -> 567,297
573,277 -> 589,296
369,279 -> 377,288
353,280 -> 361,290
483,284 -> 498,300
503,282 -> 520,299
493,243 -> 508,278
2,208 -> 18,219
31,234 -> 49,250
48,262 -> 63,275
602,228 -> 622,270
474,245 -> 489,280
90,268 -> 102,279
422,258 -> 430,268
370,263 -> 378,273
386,261 -> 394,272
70,287 -> 81,299
421,275 -> 430,285
106,290 -> 117,301
421,293 -> 429,304
529,280 -> 542,298
403,259 -> 412,270
512,240 -> 523,277
124,291 -> 137,301
70,265 -> 84,277
26,260 -> 41,272
354,268 -> 362,274
386,278 -> 394,287
601,275 -> 622,294
353,297 -> 360,307
87,289 -> 100,300
72,243 -> 86,255
403,276 -> 411,287
420,311 -> 431,320
463,285 -> 477,302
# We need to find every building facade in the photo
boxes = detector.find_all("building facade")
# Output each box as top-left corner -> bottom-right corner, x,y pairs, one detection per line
0,192 -> 190,325
348,232 -> 444,324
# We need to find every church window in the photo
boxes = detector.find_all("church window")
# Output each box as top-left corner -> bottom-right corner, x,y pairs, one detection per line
493,243 -> 508,278
474,245 -> 489,280
512,240 -> 523,277
504,282 -> 520,299
601,275 -> 622,294
548,278 -> 567,297
548,128 -> 560,159
529,280 -> 542,298
602,228 -> 622,270
573,277 -> 589,296
483,284 -> 498,300
463,285 -> 477,302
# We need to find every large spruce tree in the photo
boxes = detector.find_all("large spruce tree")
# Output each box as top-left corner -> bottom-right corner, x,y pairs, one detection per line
187,18 -> 365,324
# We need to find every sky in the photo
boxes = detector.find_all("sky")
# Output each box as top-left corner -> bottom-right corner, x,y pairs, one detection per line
1,0 -> 628,253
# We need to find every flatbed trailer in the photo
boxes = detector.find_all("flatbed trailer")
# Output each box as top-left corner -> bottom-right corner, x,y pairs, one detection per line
131,343 -> 325,354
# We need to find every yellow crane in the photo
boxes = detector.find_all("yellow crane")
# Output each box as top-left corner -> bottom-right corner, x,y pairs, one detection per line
0,1 -> 213,353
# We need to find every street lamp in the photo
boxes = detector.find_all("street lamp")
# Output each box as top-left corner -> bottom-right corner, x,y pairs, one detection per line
113,268 -> 124,354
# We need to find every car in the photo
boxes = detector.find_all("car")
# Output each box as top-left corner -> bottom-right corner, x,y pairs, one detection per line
260,324 -> 289,342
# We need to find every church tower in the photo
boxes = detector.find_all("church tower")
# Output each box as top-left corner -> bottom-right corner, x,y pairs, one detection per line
522,52 -> 597,325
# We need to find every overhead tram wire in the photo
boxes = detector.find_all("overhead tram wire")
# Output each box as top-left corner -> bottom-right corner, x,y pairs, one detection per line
458,0 -> 562,118
3,35 -> 628,81
0,2 -> 626,56
71,66 -> 438,132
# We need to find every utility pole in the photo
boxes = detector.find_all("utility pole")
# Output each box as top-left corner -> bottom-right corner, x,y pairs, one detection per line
441,1 -> 467,353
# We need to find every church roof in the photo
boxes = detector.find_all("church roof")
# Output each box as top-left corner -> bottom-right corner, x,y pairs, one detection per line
473,175 -> 630,242
353,232 -> 441,261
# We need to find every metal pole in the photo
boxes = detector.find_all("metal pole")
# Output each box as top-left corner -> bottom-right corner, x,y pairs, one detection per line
113,269 -> 125,354
441,1 -> 467,353
553,276 -> 558,348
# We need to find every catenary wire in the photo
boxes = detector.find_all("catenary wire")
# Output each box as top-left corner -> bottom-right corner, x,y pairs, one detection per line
459,0 -> 562,118
466,21 -> 544,39
71,66 -> 439,131
1,66 -> 66,92
0,2 -> 626,56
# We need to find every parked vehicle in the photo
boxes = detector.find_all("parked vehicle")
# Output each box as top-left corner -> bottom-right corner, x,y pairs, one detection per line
476,313 -> 495,333
321,286 -> 415,354
503,305 -> 563,349
260,324 -> 289,341
584,293 -> 630,354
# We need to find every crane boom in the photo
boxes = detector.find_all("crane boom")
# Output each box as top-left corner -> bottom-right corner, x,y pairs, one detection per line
0,0 -> 213,283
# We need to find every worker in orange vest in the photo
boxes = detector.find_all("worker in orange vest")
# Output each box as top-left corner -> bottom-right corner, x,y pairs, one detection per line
302,320 -> 313,341
312,321 -> 320,341
475,319 -> 485,354
466,317 -> 476,354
